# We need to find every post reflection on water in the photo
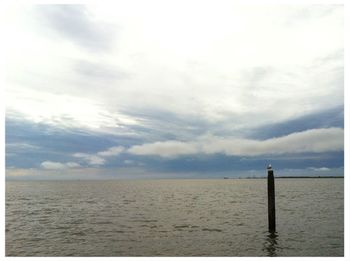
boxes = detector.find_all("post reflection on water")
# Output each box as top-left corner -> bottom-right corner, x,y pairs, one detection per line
263,231 -> 279,256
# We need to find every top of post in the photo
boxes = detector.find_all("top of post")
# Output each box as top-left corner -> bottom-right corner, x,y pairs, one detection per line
267,164 -> 272,170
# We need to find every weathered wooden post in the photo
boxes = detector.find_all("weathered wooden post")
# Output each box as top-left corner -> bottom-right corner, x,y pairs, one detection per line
267,164 -> 276,232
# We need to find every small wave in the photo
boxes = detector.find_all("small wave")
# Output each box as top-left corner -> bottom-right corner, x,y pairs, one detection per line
42,208 -> 59,213
31,237 -> 44,242
67,219 -> 85,225
18,197 -> 30,201
140,224 -> 158,228
71,231 -> 86,236
122,199 -> 136,204
92,221 -> 113,225
131,219 -> 158,223
174,225 -> 190,229
55,225 -> 69,230
202,228 -> 222,232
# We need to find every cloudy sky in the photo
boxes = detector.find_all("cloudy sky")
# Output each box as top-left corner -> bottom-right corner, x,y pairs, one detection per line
4,2 -> 344,179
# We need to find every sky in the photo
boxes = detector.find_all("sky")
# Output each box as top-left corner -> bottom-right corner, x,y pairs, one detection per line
4,2 -> 344,179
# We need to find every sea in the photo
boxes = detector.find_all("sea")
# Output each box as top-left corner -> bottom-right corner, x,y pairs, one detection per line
5,178 -> 344,256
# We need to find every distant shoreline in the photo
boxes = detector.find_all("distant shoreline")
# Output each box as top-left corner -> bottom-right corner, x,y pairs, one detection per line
5,176 -> 344,181
234,176 -> 344,179
275,176 -> 344,179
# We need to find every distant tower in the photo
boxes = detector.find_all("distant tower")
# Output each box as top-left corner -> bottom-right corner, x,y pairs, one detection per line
267,164 -> 272,170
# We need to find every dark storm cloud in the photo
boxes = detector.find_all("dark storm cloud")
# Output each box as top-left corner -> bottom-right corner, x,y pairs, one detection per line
35,5 -> 117,51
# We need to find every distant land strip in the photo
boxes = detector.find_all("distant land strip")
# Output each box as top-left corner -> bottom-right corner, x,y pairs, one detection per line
275,176 -> 344,179
227,176 -> 344,179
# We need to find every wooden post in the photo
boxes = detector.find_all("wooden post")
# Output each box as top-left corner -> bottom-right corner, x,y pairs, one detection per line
267,165 -> 276,232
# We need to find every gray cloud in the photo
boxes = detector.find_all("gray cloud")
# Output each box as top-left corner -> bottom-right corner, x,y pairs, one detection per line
128,140 -> 198,158
35,5 -> 117,51
73,153 -> 106,166
119,108 -> 213,142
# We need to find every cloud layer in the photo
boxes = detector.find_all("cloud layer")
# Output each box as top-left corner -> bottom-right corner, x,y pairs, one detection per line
128,128 -> 344,157
4,4 -> 344,179
5,4 -> 343,134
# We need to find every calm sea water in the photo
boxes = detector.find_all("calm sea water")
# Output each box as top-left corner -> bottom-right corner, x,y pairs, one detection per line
6,178 -> 343,256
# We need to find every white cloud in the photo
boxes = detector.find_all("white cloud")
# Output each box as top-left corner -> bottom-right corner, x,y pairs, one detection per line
97,146 -> 124,157
201,128 -> 344,156
307,167 -> 331,171
123,160 -> 134,165
73,146 -> 125,166
65,162 -> 81,168
127,128 -> 343,157
6,143 -> 39,151
40,161 -> 81,170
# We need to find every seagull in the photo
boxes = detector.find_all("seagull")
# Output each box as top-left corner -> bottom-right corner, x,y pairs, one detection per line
267,164 -> 272,170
